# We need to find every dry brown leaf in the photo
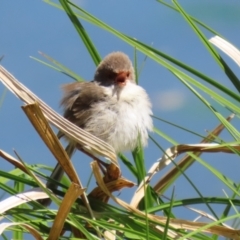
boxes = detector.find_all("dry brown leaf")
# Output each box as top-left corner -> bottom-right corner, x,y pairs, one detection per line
209,36 -> 240,67
89,176 -> 135,202
0,149 -> 50,193
22,103 -> 96,222
156,143 -> 240,175
152,114 -> 234,195
103,229 -> 116,240
22,103 -> 80,185
0,188 -> 49,214
132,130 -> 240,207
0,65 -> 119,223
0,222 -> 43,240
0,65 -> 117,166
0,150 -> 30,175
134,142 -> 240,205
154,225 -> 184,239
48,183 -> 85,240
186,206 -> 232,229
91,161 -> 240,239
104,163 -> 122,183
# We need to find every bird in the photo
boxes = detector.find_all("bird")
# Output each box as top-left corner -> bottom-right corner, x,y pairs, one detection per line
45,51 -> 153,199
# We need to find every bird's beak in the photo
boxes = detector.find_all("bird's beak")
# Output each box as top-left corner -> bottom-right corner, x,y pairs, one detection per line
115,71 -> 129,87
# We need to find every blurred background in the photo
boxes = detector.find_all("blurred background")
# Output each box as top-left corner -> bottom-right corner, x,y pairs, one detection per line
1,0 -> 240,222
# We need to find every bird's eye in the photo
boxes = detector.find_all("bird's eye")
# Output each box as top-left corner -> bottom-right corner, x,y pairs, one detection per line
108,72 -> 116,78
126,71 -> 130,77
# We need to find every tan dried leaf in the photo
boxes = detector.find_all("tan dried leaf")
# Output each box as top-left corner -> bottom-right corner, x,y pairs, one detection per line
0,65 -> 117,166
209,36 -> 240,67
91,162 -> 240,239
0,222 -> 43,240
48,183 -> 85,240
0,188 -> 49,214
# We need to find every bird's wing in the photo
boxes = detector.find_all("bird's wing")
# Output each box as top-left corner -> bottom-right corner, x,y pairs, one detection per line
60,81 -> 106,128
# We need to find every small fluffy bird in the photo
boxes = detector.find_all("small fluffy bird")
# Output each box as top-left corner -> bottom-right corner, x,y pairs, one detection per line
48,52 -> 153,189
62,52 -> 153,152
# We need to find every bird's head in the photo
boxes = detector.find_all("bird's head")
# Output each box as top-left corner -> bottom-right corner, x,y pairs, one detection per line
94,52 -> 135,88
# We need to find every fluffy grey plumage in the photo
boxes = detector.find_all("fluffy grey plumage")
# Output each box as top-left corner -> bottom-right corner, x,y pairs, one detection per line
60,52 -> 152,153
42,52 -> 153,206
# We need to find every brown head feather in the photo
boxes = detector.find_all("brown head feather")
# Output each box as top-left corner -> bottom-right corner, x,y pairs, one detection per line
94,52 -> 135,86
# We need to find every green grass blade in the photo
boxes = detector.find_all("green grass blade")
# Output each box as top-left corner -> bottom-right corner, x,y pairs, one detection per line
133,48 -> 139,85
173,72 -> 240,135
126,37 -> 240,102
173,0 -> 240,93
152,115 -> 213,141
132,144 -> 145,184
132,142 -> 156,210
150,133 -> 219,220
172,70 -> 240,115
157,0 -> 224,38
148,197 -> 240,213
13,175 -> 24,240
118,153 -> 138,178
38,52 -> 85,81
162,187 -> 175,240
47,0 -> 240,103
59,0 -> 101,65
